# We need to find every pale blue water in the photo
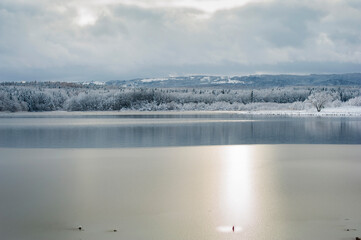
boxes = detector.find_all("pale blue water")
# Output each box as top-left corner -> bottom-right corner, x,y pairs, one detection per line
0,112 -> 360,147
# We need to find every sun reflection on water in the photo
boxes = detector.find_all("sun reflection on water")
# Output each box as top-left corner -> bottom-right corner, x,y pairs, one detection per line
216,225 -> 243,233
218,145 -> 254,232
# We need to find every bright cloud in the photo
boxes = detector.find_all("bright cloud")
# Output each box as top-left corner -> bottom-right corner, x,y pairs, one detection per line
75,8 -> 98,26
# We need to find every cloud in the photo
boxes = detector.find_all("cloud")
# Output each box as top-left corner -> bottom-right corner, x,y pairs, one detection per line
0,0 -> 361,81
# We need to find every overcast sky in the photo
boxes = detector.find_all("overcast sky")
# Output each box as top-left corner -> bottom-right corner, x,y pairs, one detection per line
0,0 -> 361,81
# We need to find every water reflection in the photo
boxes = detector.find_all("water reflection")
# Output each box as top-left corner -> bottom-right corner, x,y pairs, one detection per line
0,115 -> 360,148
216,225 -> 243,233
1,145 -> 361,240
217,146 -> 254,233
225,146 -> 252,220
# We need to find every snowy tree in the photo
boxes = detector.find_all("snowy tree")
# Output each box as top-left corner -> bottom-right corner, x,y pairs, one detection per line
0,82 -> 359,112
307,92 -> 334,112
347,96 -> 361,106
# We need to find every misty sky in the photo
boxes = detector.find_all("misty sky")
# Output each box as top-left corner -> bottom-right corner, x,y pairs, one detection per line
0,0 -> 361,81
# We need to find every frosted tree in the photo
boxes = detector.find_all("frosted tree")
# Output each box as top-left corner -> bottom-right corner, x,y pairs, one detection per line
347,96 -> 361,106
0,82 -> 359,112
307,91 -> 334,112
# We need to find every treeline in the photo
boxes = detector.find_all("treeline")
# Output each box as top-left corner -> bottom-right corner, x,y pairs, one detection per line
0,83 -> 360,112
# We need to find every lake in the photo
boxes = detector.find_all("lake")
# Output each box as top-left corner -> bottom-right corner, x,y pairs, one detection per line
0,112 -> 360,240
1,112 -> 361,147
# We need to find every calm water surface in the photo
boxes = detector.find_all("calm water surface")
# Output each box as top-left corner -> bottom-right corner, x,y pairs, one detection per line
0,112 -> 360,147
0,112 -> 360,240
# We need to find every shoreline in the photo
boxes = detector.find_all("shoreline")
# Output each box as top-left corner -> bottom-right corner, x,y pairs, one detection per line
1,107 -> 361,117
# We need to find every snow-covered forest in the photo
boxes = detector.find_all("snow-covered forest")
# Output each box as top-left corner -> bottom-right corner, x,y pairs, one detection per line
1,82 -> 360,112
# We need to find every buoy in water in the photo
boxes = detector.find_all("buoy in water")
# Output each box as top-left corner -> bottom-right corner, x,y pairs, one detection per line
78,226 -> 83,231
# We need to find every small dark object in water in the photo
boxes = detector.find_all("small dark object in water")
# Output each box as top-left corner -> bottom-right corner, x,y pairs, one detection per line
347,229 -> 350,231
113,229 -> 117,232
355,237 -> 360,240
78,226 -> 82,231
232,226 -> 234,232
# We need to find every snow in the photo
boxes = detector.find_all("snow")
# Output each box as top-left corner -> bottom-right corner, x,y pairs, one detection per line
81,81 -> 105,85
140,78 -> 168,83
1,107 -> 361,117
200,76 -> 211,82
1,83 -> 360,114
244,107 -> 361,117
213,79 -> 244,84
228,80 -> 244,84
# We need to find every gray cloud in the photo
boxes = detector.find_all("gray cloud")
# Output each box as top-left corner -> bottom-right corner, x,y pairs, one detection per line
0,0 -> 361,81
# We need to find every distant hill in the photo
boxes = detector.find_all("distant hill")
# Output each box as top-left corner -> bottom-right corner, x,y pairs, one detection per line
106,73 -> 361,88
